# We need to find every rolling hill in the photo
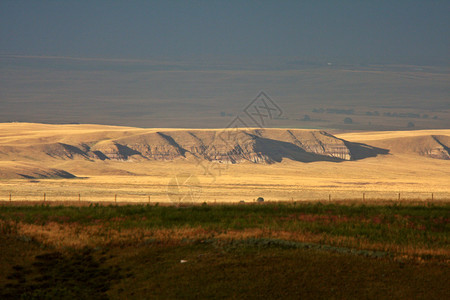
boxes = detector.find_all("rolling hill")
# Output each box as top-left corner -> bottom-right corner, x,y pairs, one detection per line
336,130 -> 450,160
0,161 -> 75,179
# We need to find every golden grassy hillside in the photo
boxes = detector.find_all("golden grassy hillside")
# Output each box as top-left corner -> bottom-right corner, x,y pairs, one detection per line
0,161 -> 75,179
0,123 -> 449,203
337,130 -> 450,159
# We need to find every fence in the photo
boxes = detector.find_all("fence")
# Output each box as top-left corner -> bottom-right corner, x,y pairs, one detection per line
2,190 -> 449,205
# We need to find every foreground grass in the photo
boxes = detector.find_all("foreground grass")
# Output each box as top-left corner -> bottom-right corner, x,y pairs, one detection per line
1,202 -> 448,256
0,202 -> 449,299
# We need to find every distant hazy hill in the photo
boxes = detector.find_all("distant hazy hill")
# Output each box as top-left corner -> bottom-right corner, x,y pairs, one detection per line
1,57 -> 449,130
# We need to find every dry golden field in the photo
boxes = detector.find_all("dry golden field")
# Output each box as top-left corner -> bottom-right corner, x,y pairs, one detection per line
0,123 -> 449,203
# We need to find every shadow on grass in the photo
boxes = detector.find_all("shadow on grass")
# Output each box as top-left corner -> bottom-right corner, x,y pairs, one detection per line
1,248 -> 122,300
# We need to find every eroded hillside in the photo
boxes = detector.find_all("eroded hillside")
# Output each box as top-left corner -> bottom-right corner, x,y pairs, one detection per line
0,124 -> 387,164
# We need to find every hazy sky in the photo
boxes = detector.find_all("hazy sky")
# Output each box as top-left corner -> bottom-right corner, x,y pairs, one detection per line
1,0 -> 449,65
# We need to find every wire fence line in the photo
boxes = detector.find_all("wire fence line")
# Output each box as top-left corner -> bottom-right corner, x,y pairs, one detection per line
2,190 -> 449,204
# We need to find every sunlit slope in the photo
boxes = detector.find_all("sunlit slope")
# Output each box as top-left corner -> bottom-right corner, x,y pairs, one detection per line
337,130 -> 450,159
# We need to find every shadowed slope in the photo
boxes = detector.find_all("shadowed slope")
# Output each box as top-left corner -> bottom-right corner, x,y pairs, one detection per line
341,141 -> 390,160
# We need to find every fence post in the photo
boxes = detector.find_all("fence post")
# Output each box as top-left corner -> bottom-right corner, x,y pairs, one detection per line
431,193 -> 434,201
9,192 -> 11,202
79,193 -> 81,202
398,193 -> 400,201
115,194 -> 117,203
329,194 -> 331,201
148,195 -> 151,204
44,192 -> 46,202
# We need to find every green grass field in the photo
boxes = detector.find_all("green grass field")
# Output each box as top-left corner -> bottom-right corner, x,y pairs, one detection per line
1,202 -> 449,299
